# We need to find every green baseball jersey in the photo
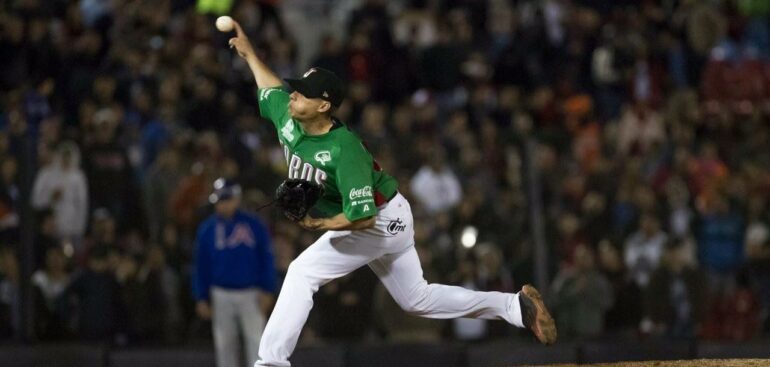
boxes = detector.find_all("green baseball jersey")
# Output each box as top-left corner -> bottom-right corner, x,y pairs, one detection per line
258,86 -> 398,221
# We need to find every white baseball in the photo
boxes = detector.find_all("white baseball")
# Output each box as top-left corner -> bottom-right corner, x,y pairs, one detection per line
215,16 -> 234,32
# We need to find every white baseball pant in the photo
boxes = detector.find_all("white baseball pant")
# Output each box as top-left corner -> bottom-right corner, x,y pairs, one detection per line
212,287 -> 266,367
255,193 -> 524,366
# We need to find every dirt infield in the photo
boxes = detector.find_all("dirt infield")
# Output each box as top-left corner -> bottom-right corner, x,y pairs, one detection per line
530,360 -> 770,367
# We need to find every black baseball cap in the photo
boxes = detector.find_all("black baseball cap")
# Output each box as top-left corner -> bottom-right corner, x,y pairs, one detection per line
209,178 -> 242,204
285,67 -> 345,107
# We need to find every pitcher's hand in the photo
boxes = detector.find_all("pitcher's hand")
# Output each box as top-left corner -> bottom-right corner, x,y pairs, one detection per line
228,20 -> 255,60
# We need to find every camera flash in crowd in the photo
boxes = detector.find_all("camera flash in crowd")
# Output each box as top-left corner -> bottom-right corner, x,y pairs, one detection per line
461,226 -> 478,249
62,240 -> 74,258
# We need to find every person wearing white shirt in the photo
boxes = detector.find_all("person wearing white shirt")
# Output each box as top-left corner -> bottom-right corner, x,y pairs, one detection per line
625,213 -> 668,288
410,150 -> 462,215
31,142 -> 89,246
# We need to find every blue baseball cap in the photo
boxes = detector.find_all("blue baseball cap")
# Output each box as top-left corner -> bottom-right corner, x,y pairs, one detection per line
209,178 -> 242,204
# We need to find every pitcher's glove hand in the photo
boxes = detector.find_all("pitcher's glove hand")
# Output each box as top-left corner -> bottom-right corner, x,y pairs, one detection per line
275,179 -> 324,222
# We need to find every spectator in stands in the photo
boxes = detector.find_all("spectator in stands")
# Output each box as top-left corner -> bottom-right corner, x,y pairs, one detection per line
33,209 -> 60,269
743,199 -> 770,335
64,245 -> 121,340
31,141 -> 88,247
0,247 -> 20,339
0,157 -> 19,244
146,245 -> 183,343
664,176 -> 694,239
82,108 -> 137,230
115,251 -> 151,343
554,212 -> 587,266
310,35 -> 346,84
550,244 -> 614,339
644,239 -> 707,339
581,192 -> 611,246
625,213 -> 668,289
696,193 -> 744,296
410,147 -> 462,215
169,161 -> 212,239
79,208 -> 118,267
598,240 -> 642,335
143,148 -> 183,243
702,269 -> 762,341
616,103 -> 665,157
591,26 -> 626,121
32,246 -> 71,340
160,223 -> 187,275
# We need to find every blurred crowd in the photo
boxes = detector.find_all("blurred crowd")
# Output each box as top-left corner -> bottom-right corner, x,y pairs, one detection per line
0,0 -> 769,346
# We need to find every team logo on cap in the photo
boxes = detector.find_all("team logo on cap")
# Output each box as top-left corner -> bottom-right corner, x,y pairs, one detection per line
303,68 -> 317,78
314,150 -> 331,166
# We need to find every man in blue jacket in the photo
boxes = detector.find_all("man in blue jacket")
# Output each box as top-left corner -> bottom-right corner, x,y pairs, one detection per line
193,178 -> 278,367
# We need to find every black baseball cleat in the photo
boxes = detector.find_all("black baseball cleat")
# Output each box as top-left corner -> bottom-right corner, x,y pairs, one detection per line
519,284 -> 557,345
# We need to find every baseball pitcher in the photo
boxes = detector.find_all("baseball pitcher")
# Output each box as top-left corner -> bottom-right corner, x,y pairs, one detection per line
226,19 -> 556,367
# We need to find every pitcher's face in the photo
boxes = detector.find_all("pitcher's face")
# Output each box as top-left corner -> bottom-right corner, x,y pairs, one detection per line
288,91 -> 329,120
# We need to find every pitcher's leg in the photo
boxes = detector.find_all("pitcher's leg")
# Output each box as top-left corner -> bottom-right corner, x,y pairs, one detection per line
254,261 -> 312,367
369,246 -> 520,324
370,245 -> 557,344
256,231 -> 385,366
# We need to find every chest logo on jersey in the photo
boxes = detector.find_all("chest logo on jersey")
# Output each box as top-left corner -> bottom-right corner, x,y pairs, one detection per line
314,151 -> 331,166
281,119 -> 295,142
216,223 -> 256,250
287,153 -> 328,185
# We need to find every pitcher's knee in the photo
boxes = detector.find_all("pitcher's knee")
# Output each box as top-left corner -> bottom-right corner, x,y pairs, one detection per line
286,260 -> 302,275
399,284 -> 431,315
285,260 -> 322,292
401,301 -> 427,315
285,261 -> 309,282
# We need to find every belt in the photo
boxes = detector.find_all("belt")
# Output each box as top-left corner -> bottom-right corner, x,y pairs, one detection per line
387,190 -> 398,201
374,190 -> 398,208
376,190 -> 399,209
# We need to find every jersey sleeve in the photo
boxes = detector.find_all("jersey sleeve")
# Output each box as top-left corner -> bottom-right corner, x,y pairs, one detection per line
336,140 -> 377,221
257,87 -> 290,130
192,222 -> 213,301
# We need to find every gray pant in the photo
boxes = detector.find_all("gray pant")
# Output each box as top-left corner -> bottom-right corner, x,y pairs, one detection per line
212,287 -> 265,367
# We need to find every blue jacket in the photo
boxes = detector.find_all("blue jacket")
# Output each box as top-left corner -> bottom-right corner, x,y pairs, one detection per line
192,210 -> 278,301
697,211 -> 744,273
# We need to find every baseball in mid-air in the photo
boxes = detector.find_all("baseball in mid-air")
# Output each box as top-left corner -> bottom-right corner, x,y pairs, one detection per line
215,16 -> 234,32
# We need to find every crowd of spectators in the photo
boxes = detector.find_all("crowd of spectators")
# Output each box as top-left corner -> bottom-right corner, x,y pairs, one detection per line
0,0 -> 769,346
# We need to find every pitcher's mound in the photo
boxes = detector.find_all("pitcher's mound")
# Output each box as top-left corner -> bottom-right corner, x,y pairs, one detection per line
529,359 -> 770,367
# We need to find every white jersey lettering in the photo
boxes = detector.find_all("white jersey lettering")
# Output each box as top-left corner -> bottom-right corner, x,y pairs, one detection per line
314,169 -> 328,185
286,154 -> 328,185
300,162 -> 314,181
288,155 -> 302,179
281,119 -> 295,142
